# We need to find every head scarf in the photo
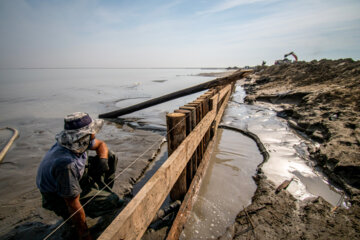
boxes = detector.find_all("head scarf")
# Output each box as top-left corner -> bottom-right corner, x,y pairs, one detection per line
56,112 -> 104,153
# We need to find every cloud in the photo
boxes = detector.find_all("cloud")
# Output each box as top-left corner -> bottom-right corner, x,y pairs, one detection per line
197,0 -> 275,15
0,0 -> 359,68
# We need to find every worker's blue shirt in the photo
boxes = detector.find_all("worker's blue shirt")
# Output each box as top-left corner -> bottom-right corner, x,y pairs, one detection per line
36,141 -> 94,198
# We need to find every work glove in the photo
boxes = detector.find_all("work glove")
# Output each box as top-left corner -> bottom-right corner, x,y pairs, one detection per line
98,158 -> 110,172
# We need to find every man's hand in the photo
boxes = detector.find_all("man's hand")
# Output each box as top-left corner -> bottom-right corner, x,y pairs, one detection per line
64,195 -> 92,240
98,158 -> 110,172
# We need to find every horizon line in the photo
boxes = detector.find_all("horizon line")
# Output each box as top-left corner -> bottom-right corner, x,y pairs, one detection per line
0,66 -> 239,70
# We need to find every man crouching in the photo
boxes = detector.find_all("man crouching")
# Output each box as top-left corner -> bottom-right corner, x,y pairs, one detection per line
36,112 -> 123,240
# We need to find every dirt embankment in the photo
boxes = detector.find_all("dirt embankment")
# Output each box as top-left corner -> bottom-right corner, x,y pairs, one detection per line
221,59 -> 360,239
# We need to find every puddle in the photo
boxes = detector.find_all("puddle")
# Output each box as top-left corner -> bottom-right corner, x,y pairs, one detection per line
180,129 -> 263,239
222,85 -> 344,206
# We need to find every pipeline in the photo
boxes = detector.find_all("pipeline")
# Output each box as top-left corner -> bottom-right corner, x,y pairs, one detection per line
0,127 -> 19,163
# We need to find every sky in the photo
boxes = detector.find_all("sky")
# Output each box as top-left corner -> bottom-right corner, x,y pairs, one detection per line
0,0 -> 360,68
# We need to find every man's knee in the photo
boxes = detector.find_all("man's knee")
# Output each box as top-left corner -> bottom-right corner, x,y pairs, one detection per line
41,192 -> 69,220
82,192 -> 121,218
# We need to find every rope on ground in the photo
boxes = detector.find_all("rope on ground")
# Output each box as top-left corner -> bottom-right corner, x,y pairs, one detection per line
0,127 -> 19,163
43,116 -> 187,240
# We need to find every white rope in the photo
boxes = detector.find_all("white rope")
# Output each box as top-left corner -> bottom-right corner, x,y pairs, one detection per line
43,116 -> 187,239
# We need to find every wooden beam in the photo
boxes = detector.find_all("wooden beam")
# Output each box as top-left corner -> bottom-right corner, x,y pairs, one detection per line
166,85 -> 231,240
98,96 -> 218,240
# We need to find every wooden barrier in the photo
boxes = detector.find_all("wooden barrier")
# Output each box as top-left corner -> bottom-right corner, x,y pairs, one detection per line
99,84 -> 233,240
166,84 -> 232,240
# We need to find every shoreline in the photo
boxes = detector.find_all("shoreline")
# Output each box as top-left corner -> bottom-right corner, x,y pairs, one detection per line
221,59 -> 360,239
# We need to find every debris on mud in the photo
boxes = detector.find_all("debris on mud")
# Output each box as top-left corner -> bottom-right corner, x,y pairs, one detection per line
220,175 -> 360,240
226,59 -> 360,239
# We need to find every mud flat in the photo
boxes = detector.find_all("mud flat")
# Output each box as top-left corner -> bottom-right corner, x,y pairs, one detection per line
221,59 -> 360,239
0,121 -> 165,240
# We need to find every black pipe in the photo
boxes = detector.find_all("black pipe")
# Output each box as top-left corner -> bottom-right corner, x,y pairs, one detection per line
98,70 -> 251,118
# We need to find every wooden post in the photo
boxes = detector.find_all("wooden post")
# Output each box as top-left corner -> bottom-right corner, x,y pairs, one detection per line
174,109 -> 193,189
179,106 -> 197,178
167,85 -> 232,240
167,112 -> 187,201
194,98 -> 208,153
98,84 -> 232,240
198,96 -> 211,149
186,101 -> 203,165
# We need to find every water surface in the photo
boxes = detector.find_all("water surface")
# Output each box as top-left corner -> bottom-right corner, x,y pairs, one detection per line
180,129 -> 263,239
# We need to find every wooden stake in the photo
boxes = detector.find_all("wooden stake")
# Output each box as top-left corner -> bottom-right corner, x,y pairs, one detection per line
167,112 -> 187,201
179,106 -> 198,178
175,109 -> 193,189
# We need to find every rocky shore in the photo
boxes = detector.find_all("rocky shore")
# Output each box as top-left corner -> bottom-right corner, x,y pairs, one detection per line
221,59 -> 360,239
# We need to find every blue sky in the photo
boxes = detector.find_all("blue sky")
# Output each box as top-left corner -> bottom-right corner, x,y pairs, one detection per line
0,0 -> 359,68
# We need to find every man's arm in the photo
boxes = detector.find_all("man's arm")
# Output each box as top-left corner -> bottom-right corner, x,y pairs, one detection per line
89,138 -> 108,159
64,195 -> 92,240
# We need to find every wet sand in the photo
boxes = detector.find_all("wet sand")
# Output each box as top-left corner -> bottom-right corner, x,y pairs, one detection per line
221,59 -> 360,239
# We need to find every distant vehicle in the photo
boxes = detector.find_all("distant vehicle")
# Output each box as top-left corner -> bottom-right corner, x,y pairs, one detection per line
275,51 -> 298,65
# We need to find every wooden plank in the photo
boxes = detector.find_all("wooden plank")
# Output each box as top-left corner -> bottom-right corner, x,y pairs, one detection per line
98,97 -> 217,240
166,85 -> 231,240
166,129 -> 216,240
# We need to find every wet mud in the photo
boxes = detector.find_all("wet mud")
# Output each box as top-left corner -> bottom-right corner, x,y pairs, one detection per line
0,68 -> 234,239
0,121 -> 165,240
221,59 -> 360,239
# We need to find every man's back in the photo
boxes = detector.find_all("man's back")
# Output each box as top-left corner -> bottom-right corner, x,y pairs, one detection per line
36,142 -> 87,196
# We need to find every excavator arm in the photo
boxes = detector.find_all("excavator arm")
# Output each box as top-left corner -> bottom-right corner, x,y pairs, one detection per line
284,52 -> 298,61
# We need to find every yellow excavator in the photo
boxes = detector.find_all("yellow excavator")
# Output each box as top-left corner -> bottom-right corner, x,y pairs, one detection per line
275,51 -> 298,65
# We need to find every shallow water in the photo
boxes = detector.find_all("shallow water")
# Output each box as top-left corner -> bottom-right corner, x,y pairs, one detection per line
180,129 -> 263,239
180,84 -> 343,240
0,68 -> 224,200
0,68 -> 227,238
222,85 -> 343,206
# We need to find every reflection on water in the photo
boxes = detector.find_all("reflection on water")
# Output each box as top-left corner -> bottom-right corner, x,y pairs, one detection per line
180,129 -> 263,239
223,85 -> 343,206
0,68 -> 225,217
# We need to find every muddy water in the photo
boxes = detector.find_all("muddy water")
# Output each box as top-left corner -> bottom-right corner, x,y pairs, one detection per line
0,68 -> 228,239
222,85 -> 343,206
180,129 -> 263,239
180,84 -> 344,240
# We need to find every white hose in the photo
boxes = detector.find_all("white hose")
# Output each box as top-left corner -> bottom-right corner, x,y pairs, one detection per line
0,127 -> 19,163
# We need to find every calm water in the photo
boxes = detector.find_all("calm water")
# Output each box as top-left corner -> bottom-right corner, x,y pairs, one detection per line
0,68 -> 224,203
180,129 -> 263,239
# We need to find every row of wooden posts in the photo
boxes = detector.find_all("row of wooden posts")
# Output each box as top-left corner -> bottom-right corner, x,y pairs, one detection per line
99,82 -> 235,240
167,85 -> 229,201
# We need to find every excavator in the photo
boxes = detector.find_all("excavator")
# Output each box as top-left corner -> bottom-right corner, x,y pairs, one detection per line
275,51 -> 298,65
